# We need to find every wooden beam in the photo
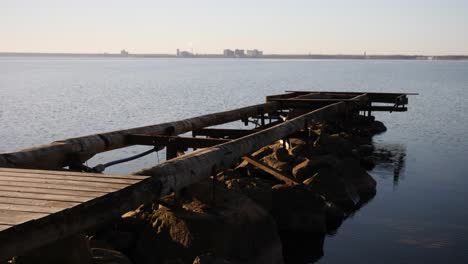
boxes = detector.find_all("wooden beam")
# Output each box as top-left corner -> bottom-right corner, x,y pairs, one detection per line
271,93 -> 369,110
265,91 -> 312,101
361,106 -> 408,112
126,135 -> 231,148
192,128 -> 259,139
242,156 -> 298,185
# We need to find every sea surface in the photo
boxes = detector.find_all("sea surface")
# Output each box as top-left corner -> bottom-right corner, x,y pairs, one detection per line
1,57 -> 468,263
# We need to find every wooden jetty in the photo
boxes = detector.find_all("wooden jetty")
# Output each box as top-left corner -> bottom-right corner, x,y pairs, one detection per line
0,91 -> 414,260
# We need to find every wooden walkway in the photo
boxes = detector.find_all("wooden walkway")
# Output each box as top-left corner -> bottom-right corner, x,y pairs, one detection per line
0,168 -> 148,231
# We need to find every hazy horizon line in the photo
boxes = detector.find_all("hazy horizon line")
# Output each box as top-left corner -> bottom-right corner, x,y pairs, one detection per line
1,51 -> 468,57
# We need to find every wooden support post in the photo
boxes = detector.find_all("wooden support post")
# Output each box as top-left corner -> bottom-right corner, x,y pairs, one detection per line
242,156 -> 298,186
166,143 -> 178,160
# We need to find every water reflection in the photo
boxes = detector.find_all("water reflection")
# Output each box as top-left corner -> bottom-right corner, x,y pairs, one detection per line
372,143 -> 407,187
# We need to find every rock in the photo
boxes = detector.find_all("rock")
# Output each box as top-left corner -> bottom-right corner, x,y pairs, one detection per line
292,155 -> 339,182
260,154 -> 293,175
288,138 -> 307,146
224,176 -> 274,210
360,156 -> 376,170
289,144 -> 307,158
271,184 -> 326,234
90,240 -> 134,264
314,133 -> 353,156
193,253 -> 235,264
347,171 -> 377,197
273,147 -> 293,162
306,167 -> 357,210
311,155 -> 339,167
131,180 -> 284,264
292,159 -> 314,182
280,231 -> 324,264
369,120 -> 387,134
15,234 -> 92,264
337,157 -> 367,179
307,130 -> 320,143
358,144 -> 374,156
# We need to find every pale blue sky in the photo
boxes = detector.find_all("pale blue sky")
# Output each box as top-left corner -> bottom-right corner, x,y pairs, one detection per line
1,0 -> 467,55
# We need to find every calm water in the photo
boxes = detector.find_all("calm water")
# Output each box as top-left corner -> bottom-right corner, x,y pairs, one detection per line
1,57 -> 468,263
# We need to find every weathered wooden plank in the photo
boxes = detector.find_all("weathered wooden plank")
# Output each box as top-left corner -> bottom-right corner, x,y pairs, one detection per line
0,180 -> 119,193
0,168 -> 149,180
0,185 -> 106,198
0,191 -> 92,203
0,176 -> 131,189
0,225 -> 12,231
0,203 -> 64,214
0,197 -> 79,208
0,210 -> 48,225
0,171 -> 142,185
242,156 -> 298,185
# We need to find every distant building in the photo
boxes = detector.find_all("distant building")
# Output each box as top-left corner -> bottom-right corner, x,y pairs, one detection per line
246,49 -> 263,57
176,49 -> 180,57
120,49 -> 129,56
178,50 -> 193,57
234,49 -> 245,57
223,49 -> 235,57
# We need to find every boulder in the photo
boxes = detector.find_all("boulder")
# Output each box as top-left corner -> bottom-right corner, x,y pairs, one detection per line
289,144 -> 307,158
273,147 -> 293,162
193,253 -> 238,264
314,133 -> 353,156
271,184 -> 326,234
369,120 -> 387,134
224,176 -> 274,210
292,159 -> 314,182
130,180 -> 284,264
90,240 -> 134,264
15,234 -> 92,264
358,144 -> 374,156
260,154 -> 293,175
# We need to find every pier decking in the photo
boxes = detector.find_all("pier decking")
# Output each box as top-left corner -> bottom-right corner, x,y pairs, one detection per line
0,91 -> 413,260
0,168 -> 148,231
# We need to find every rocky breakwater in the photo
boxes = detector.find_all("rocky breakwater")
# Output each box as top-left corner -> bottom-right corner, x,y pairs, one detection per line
227,115 -> 385,262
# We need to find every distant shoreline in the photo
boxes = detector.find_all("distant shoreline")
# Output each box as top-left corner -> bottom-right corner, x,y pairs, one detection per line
1,52 -> 467,60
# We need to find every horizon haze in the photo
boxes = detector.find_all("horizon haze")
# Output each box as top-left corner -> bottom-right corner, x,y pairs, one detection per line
1,0 -> 468,55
